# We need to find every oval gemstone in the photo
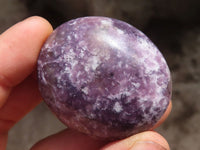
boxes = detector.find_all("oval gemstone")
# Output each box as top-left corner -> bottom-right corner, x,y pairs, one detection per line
37,16 -> 172,140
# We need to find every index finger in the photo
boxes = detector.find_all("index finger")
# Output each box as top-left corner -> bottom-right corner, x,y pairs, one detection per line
0,16 -> 53,149
0,16 -> 53,107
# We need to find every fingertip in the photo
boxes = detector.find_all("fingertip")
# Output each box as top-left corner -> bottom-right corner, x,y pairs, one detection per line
23,16 -> 53,34
134,131 -> 170,150
101,131 -> 170,150
0,16 -> 53,87
16,16 -> 53,47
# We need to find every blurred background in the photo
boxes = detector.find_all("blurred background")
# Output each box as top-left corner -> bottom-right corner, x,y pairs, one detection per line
0,0 -> 200,150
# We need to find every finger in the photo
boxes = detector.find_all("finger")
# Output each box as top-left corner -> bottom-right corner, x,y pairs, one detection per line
151,100 -> 172,130
0,16 -> 53,108
0,76 -> 42,132
0,16 -> 52,132
0,15 -> 52,129
0,132 -> 8,150
31,129 -> 107,150
31,130 -> 170,150
101,131 -> 170,150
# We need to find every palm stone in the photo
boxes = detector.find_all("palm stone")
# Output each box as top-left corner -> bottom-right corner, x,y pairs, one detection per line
37,16 -> 172,140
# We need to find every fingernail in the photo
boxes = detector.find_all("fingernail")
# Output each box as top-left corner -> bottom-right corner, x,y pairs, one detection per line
130,141 -> 167,150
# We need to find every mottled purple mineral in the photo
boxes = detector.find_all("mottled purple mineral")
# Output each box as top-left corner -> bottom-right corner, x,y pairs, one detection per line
37,16 -> 172,140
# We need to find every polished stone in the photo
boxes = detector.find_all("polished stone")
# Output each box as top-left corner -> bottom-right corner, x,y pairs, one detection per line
37,16 -> 171,140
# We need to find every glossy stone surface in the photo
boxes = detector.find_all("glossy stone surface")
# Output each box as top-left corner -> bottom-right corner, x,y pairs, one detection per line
37,16 -> 171,140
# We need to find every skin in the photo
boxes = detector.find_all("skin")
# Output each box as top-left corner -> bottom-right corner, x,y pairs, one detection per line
0,16 -> 172,150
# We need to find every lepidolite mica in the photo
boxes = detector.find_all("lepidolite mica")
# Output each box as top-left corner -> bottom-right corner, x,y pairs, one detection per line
38,16 -> 172,140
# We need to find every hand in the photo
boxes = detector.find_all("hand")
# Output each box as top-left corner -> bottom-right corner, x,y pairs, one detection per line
0,16 -> 172,150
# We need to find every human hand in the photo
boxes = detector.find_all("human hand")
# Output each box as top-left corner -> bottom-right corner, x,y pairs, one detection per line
0,16 -> 172,150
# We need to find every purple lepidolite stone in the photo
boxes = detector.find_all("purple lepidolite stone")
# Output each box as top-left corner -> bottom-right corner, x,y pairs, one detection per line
37,16 -> 172,140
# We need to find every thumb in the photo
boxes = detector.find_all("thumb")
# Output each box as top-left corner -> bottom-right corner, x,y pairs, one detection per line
101,131 -> 170,150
